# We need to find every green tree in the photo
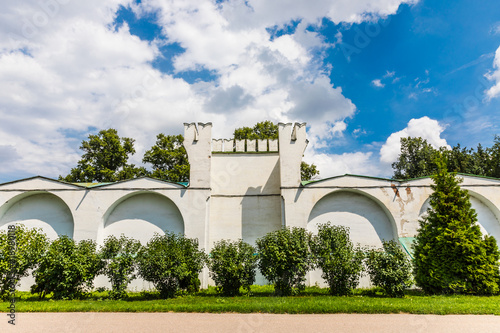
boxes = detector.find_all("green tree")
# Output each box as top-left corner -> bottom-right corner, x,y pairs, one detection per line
470,143 -> 491,176
487,135 -> 500,178
234,120 -> 278,140
443,144 -> 473,175
100,235 -> 141,299
233,126 -> 257,140
60,129 -> 147,183
143,134 -> 190,182
412,155 -> 500,295
310,223 -> 364,295
301,162 -> 319,182
365,240 -> 413,298
234,121 -> 319,181
136,232 -> 205,298
392,137 -> 439,179
31,236 -> 103,299
207,239 -> 258,296
392,136 -> 500,179
256,227 -> 313,296
0,225 -> 49,300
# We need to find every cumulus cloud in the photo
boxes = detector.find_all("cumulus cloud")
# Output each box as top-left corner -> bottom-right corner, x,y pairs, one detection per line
379,116 -> 449,164
485,45 -> 500,100
0,0 -> 417,181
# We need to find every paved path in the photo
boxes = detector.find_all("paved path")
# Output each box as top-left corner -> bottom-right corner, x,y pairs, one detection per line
2,313 -> 500,333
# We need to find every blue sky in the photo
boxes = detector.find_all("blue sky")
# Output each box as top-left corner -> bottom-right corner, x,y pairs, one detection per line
1,0 -> 500,183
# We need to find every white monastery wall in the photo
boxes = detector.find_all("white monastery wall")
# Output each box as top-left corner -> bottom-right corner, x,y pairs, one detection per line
209,153 -> 282,246
1,122 -> 500,290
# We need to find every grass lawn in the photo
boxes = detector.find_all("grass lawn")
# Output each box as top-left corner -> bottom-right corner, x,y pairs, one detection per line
1,286 -> 499,314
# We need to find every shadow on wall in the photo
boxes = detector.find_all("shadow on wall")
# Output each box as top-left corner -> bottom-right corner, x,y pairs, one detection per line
241,160 -> 282,246
0,192 -> 74,240
307,190 -> 397,248
101,192 -> 184,245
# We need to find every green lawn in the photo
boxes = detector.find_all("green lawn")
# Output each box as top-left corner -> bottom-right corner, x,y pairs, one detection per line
1,286 -> 499,314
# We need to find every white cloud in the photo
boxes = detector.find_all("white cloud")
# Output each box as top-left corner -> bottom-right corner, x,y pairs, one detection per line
217,0 -> 418,28
485,45 -> 500,100
0,0 -> 418,181
379,116 -> 449,164
372,79 -> 385,88
304,150 -> 379,178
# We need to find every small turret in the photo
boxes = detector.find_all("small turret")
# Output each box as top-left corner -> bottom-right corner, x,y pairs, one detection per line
278,122 -> 308,187
183,122 -> 212,188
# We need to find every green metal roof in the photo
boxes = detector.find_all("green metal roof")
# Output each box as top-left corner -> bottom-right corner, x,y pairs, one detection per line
73,182 -> 113,188
301,174 -> 397,186
301,172 -> 500,186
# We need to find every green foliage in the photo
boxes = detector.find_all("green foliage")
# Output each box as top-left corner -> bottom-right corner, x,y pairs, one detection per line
136,232 -> 205,298
60,129 -> 146,183
207,239 -> 258,296
31,236 -> 103,299
301,161 -> 319,181
392,135 -> 500,179
413,155 -> 500,295
234,120 -> 278,140
256,227 -> 313,296
310,223 -> 364,295
365,240 -> 413,298
143,134 -> 190,182
489,135 -> 500,178
392,137 -> 439,179
0,225 -> 49,300
100,235 -> 141,299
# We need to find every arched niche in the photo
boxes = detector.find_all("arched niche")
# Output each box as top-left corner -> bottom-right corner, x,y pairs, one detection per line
100,192 -> 184,245
0,192 -> 74,240
307,190 -> 397,248
419,190 -> 500,242
306,190 -> 397,288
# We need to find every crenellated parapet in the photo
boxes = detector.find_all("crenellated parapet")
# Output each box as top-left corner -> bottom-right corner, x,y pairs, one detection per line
211,138 -> 278,153
184,122 -> 304,187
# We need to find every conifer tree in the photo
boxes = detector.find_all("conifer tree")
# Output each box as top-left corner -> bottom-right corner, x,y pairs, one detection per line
413,154 -> 500,294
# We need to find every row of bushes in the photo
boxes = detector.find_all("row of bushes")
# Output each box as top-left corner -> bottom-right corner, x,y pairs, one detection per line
0,223 -> 413,300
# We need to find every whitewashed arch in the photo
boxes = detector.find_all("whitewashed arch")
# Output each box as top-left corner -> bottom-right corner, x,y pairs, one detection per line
307,189 -> 398,247
307,189 -> 397,288
0,192 -> 74,240
99,191 -> 184,245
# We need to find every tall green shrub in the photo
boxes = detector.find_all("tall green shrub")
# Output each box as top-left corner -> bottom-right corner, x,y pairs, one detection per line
100,235 -> 141,299
0,224 -> 49,300
136,232 -> 205,298
365,240 -> 413,297
413,156 -> 500,295
208,239 -> 257,296
311,223 -> 364,295
256,227 -> 313,296
31,236 -> 103,299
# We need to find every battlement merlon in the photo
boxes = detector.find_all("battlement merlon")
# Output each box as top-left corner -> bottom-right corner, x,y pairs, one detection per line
183,122 -> 212,188
278,122 -> 308,187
